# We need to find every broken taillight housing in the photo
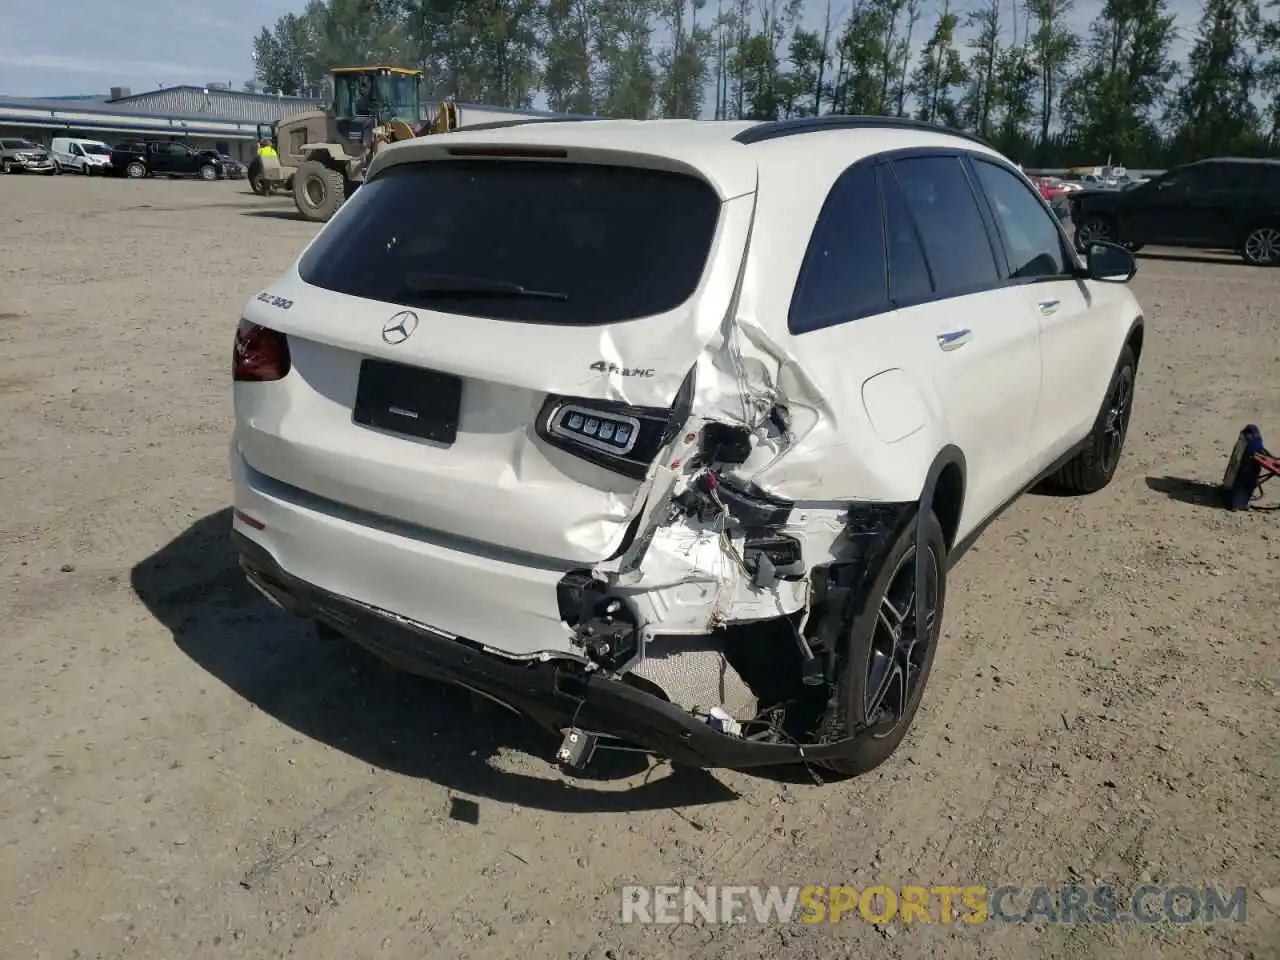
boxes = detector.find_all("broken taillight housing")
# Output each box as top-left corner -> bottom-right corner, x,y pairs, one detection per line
536,368 -> 695,479
233,319 -> 291,382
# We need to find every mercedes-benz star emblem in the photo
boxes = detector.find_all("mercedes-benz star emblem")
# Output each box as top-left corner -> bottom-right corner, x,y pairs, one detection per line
382,311 -> 419,345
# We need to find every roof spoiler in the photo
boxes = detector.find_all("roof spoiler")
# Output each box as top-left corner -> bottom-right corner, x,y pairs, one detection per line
454,116 -> 601,133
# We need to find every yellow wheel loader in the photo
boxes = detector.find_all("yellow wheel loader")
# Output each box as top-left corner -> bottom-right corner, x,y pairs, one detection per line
248,66 -> 460,223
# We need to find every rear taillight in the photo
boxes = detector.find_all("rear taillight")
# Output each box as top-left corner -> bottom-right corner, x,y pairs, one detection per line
233,319 -> 291,382
536,369 -> 695,479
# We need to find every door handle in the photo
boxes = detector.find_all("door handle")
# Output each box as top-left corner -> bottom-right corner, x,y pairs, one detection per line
1037,299 -> 1061,316
936,329 -> 972,351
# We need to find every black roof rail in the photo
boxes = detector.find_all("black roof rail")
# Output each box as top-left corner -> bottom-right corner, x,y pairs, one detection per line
448,116 -> 602,133
733,115 -> 994,149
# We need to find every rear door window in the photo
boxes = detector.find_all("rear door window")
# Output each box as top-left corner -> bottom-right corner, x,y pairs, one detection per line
787,161 -> 890,333
298,159 -> 723,326
878,165 -> 934,305
889,155 -> 1001,297
1218,163 -> 1279,191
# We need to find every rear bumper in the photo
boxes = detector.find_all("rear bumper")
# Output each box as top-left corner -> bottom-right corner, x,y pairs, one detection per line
232,528 -> 870,770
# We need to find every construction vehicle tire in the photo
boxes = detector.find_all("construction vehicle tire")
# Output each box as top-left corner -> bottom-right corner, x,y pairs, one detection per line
294,159 -> 346,223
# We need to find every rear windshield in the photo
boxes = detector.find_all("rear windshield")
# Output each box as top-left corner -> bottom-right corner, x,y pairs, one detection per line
297,159 -> 723,325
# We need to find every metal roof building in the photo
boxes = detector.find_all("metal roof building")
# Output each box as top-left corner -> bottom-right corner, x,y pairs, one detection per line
0,84 -> 581,156
0,86 -> 324,146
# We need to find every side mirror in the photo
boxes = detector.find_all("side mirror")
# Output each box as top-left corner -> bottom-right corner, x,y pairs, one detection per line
1085,241 -> 1137,283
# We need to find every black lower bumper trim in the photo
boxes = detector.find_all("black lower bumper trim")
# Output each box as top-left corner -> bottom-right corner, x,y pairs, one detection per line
231,530 -> 874,770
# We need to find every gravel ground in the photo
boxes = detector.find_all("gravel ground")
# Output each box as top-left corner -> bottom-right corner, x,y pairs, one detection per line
1,176 -> 1278,960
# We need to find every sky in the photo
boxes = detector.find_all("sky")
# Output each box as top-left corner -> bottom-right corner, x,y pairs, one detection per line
0,0 -> 1206,100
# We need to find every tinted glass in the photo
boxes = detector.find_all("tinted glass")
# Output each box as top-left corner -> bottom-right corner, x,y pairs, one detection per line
878,166 -> 934,304
1218,163 -> 1279,191
971,159 -> 1068,279
1161,164 -> 1212,192
788,161 -> 889,333
891,156 -> 1000,296
298,160 -> 722,325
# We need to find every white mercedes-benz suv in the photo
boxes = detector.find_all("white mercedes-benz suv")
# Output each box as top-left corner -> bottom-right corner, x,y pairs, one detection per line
231,115 -> 1145,778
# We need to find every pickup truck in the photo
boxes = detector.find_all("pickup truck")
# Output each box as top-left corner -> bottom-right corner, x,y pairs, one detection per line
109,141 -> 226,181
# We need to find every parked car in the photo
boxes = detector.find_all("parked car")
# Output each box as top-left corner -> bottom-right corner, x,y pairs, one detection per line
217,153 -> 246,180
231,116 -> 1145,777
1028,178 -> 1071,222
0,138 -> 55,174
108,140 -> 225,180
51,137 -> 113,175
1069,156 -> 1280,265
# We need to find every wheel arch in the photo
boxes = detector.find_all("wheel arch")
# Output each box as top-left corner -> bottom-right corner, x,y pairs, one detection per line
1125,315 -> 1145,369
302,145 -> 351,171
917,445 -> 967,552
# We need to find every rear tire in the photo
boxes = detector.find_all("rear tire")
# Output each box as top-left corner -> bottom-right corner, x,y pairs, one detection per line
1048,344 -> 1137,495
1241,223 -> 1280,266
1074,215 -> 1117,251
816,510 -> 947,777
126,161 -> 146,179
293,159 -> 346,223
248,159 -> 269,196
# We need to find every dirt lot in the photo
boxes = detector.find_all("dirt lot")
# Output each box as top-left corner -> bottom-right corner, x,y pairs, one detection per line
1,175 -> 1278,960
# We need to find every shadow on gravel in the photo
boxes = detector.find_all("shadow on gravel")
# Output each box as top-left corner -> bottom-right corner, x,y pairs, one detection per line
130,509 -> 739,812
240,208 -> 309,221
1145,475 -> 1229,508
1147,475 -> 1279,512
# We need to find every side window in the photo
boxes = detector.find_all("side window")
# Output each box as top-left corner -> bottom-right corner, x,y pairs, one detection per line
788,161 -> 890,334
970,159 -> 1068,280
878,165 -> 934,305
1218,163 -> 1274,191
889,155 -> 1001,296
289,128 -> 308,155
1160,164 -> 1210,193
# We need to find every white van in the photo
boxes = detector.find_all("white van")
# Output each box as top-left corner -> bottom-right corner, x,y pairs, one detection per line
51,137 -> 112,175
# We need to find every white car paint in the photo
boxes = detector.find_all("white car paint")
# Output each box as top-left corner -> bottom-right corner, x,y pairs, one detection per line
51,137 -> 112,173
231,117 -> 1145,722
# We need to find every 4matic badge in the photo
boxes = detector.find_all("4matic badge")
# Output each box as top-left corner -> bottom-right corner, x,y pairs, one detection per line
590,361 -> 655,377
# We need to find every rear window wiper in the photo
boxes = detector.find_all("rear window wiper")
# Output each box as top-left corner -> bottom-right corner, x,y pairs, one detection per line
399,272 -> 569,301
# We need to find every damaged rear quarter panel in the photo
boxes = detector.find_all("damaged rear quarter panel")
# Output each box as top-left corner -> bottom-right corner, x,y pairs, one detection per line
678,147 -> 951,507
598,148 -> 954,646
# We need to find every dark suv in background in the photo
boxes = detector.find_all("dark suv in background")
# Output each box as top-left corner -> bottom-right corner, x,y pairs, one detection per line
1069,157 -> 1280,266
109,141 -> 225,181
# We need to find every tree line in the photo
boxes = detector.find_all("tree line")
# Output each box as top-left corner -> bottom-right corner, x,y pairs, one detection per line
251,0 -> 1280,168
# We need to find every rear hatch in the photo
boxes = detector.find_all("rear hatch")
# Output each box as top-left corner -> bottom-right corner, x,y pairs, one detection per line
235,147 -> 757,565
